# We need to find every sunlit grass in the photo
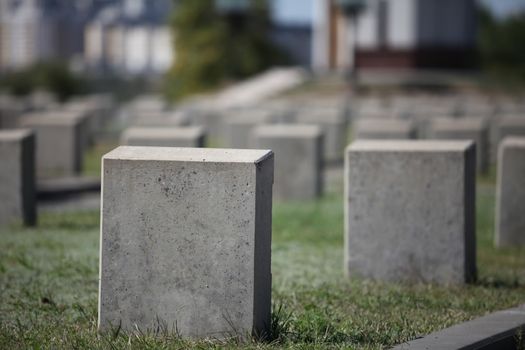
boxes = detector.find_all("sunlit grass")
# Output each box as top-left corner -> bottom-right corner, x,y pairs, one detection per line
0,177 -> 523,349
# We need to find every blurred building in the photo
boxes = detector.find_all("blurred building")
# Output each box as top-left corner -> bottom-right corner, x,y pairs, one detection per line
312,0 -> 478,71
84,0 -> 173,76
0,0 -> 104,71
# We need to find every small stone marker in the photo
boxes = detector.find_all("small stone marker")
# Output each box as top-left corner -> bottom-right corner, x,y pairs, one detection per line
495,137 -> 525,247
252,124 -> 323,201
121,127 -> 206,148
294,106 -> 347,163
99,146 -> 273,339
353,118 -> 416,140
429,117 -> 488,173
20,112 -> 86,177
345,140 -> 476,284
0,129 -> 36,226
495,116 -> 525,147
223,109 -> 274,149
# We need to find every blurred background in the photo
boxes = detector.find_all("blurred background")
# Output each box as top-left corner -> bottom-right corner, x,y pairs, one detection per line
0,0 -> 524,100
1,0 -> 525,210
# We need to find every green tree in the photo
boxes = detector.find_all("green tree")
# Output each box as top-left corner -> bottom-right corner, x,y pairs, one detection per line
165,0 -> 288,100
478,6 -> 525,83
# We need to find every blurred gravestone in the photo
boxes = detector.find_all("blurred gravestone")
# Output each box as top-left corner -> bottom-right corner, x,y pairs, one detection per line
495,137 -> 525,247
345,140 -> 476,284
0,129 -> 36,226
252,124 -> 323,201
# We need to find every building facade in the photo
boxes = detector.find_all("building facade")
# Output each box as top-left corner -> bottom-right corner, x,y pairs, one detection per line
312,0 -> 478,71
84,0 -> 173,76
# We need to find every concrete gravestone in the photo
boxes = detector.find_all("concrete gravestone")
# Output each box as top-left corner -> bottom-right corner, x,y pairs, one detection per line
252,124 -> 323,201
99,146 -> 273,339
0,129 -> 36,226
353,118 -> 416,140
345,140 -> 476,284
495,137 -> 525,247
20,112 -> 85,177
121,127 -> 206,148
429,117 -> 488,173
294,106 -> 347,163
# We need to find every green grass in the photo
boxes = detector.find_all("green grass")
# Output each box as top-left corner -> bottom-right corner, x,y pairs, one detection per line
83,143 -> 118,177
0,181 -> 524,349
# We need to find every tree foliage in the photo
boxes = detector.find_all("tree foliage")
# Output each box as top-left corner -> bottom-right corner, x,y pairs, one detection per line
0,61 -> 86,101
165,0 -> 288,100
478,6 -> 525,83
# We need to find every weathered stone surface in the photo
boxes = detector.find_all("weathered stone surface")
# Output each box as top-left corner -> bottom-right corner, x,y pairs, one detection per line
99,146 -> 273,339
429,117 -> 489,173
252,125 -> 323,201
495,137 -> 525,247
121,127 -> 206,148
345,140 -> 476,284
20,112 -> 85,177
294,106 -> 347,163
353,118 -> 416,140
0,129 -> 36,226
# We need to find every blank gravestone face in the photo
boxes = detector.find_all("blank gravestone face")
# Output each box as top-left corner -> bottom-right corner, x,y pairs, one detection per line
98,146 -> 273,340
496,137 -> 525,247
345,140 -> 476,284
252,125 -> 323,201
0,129 -> 36,227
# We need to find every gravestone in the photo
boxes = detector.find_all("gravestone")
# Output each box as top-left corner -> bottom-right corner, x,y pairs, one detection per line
345,140 -> 476,284
353,118 -> 416,140
121,127 -> 206,148
294,106 -> 347,163
20,112 -> 85,177
132,110 -> 191,127
490,115 -> 525,163
252,124 -> 323,201
429,117 -> 488,173
0,95 -> 27,129
223,109 -> 274,149
495,137 -> 525,247
99,146 -> 273,339
0,129 -> 36,226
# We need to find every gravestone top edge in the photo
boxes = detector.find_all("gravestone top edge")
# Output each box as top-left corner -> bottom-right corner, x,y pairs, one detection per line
0,129 -> 34,141
500,136 -> 525,148
103,146 -> 273,164
348,140 -> 474,153
123,126 -> 206,139
253,124 -> 323,138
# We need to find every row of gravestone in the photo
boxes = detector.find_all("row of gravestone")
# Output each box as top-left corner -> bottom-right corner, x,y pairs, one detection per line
0,94 -> 115,178
1,132 -> 524,340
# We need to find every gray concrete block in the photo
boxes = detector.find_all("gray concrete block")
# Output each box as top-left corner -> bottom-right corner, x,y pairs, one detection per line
0,95 -> 28,129
429,117 -> 489,173
99,146 -> 274,339
0,129 -> 36,226
121,127 -> 206,148
294,106 -> 347,163
393,304 -> 525,350
20,112 -> 85,178
132,110 -> 191,127
252,125 -> 323,201
223,109 -> 275,149
495,116 -> 525,150
496,137 -> 525,247
345,140 -> 476,284
353,118 -> 416,140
